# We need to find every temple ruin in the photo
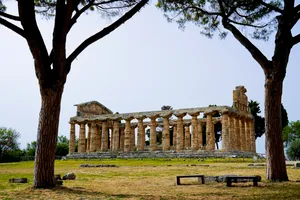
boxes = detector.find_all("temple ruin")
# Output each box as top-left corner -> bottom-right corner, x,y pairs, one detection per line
67,86 -> 256,158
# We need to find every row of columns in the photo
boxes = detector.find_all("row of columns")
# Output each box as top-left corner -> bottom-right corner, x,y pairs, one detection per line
69,112 -> 255,154
221,113 -> 255,152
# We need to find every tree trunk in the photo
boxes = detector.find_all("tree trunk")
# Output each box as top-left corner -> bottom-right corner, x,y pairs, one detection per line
34,85 -> 64,188
265,75 -> 288,181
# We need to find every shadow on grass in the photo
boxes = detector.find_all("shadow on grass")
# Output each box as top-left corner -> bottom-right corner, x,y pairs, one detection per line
30,186 -> 162,199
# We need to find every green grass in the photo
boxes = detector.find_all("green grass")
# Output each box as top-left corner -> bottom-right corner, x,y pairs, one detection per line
0,158 -> 299,199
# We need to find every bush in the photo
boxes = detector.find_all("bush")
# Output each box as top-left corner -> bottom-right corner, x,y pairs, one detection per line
0,149 -> 23,163
286,139 -> 300,160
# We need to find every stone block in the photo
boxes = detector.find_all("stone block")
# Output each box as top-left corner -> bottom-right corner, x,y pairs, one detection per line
63,172 -> 76,180
9,178 -> 28,183
295,162 -> 300,168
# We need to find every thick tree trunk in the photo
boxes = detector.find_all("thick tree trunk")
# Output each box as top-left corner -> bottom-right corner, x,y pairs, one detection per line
265,75 -> 288,181
34,86 -> 64,188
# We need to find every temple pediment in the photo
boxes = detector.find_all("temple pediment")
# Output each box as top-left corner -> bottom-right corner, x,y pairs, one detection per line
74,101 -> 113,117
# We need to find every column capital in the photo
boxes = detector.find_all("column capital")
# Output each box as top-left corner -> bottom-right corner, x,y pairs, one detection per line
175,113 -> 186,118
204,110 -> 216,115
136,116 -> 146,121
69,121 -> 76,125
124,117 -> 134,121
149,115 -> 159,120
161,114 -> 172,119
189,112 -> 200,117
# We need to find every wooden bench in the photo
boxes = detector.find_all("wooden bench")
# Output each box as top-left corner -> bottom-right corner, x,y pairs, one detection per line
176,175 -> 205,185
226,176 -> 259,187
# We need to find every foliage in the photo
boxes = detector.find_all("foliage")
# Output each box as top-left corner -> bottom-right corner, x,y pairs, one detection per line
55,136 -> 69,156
0,127 -> 20,162
161,105 -> 173,110
248,100 -> 265,139
286,138 -> 300,160
248,100 -> 288,139
283,120 -> 300,147
24,141 -> 37,157
157,0 -> 281,40
23,135 -> 70,158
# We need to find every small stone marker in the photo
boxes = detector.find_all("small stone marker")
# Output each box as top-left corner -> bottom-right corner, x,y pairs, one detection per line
9,178 -> 28,183
63,172 -> 76,180
80,164 -> 117,168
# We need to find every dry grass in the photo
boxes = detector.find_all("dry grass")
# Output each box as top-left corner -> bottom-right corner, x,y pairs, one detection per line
0,158 -> 300,200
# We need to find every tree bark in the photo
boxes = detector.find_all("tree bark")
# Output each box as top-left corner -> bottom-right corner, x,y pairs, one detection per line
34,85 -> 64,188
265,73 -> 288,181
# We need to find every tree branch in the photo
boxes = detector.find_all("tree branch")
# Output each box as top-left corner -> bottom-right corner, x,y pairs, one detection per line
228,18 -> 268,28
295,4 -> 300,13
68,0 -> 95,33
292,34 -> 300,46
223,21 -> 272,73
67,0 -> 149,67
18,0 -> 50,83
0,17 -> 25,38
259,0 -> 283,14
0,11 -> 20,21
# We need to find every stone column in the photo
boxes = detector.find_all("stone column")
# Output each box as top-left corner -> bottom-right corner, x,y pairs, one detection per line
150,117 -> 157,151
173,125 -> 177,147
234,117 -> 241,151
228,115 -> 235,150
112,120 -> 120,151
101,121 -> 108,151
124,118 -> 132,152
162,115 -> 171,151
87,124 -> 91,152
239,118 -> 246,151
131,125 -> 136,150
78,123 -> 86,153
90,123 -> 97,152
191,114 -> 199,151
250,119 -> 256,152
137,118 -> 146,151
246,119 -> 252,152
69,122 -> 76,153
245,119 -> 250,152
221,112 -> 229,151
95,124 -> 101,151
109,128 -> 113,150
184,124 -> 191,149
198,122 -> 203,149
120,127 -> 125,151
176,114 -> 185,151
205,112 -> 215,151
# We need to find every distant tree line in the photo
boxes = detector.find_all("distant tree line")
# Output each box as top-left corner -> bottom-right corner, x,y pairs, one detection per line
0,127 -> 69,163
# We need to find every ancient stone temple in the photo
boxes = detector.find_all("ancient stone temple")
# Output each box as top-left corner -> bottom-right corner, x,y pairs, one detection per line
68,86 -> 256,158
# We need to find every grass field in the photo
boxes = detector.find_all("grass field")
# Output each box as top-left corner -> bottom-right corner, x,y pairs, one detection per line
0,158 -> 300,200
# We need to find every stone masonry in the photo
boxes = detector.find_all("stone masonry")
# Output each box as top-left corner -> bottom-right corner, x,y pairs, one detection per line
68,86 -> 255,155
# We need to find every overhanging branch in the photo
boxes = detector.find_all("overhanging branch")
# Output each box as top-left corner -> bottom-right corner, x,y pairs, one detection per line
0,11 -> 20,21
292,34 -> 300,46
0,17 -> 25,38
67,0 -> 149,66
259,0 -> 283,14
222,21 -> 271,73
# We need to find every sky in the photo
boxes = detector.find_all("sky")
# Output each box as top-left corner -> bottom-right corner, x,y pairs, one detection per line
0,1 -> 299,154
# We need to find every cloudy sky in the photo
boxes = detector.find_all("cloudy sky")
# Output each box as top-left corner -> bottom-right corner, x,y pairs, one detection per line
0,1 -> 299,153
